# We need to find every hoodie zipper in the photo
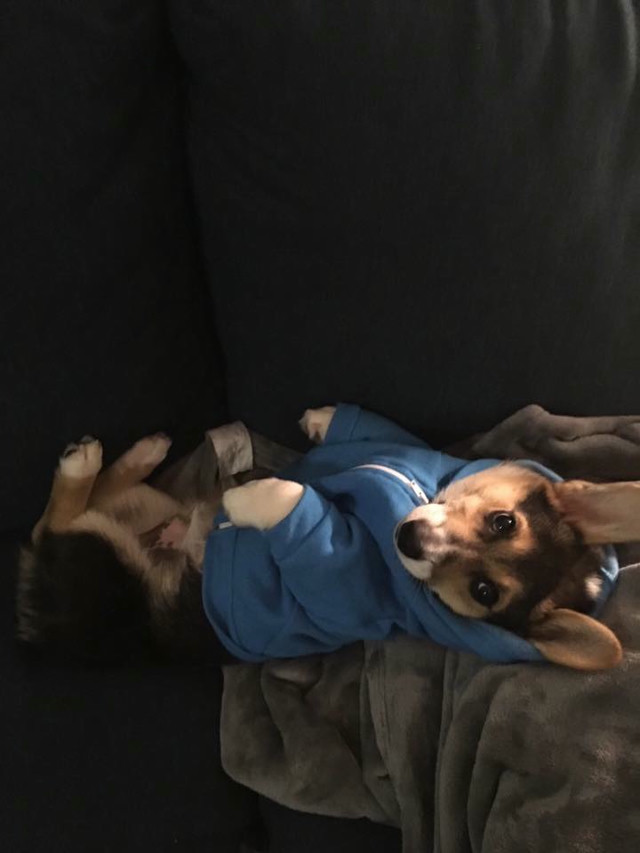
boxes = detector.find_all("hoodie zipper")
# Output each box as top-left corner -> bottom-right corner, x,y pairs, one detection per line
353,464 -> 430,505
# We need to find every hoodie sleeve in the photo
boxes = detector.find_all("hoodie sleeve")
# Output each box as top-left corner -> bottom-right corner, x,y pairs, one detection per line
264,485 -> 396,626
325,403 -> 426,448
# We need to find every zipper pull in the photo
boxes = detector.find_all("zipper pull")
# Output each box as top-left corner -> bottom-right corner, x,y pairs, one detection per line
409,480 -> 429,505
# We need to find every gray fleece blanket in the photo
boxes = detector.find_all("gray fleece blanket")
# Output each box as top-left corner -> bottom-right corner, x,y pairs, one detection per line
164,407 -> 640,853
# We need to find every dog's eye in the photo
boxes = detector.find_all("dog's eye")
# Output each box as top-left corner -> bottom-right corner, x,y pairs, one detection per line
489,512 -> 516,536
469,577 -> 500,608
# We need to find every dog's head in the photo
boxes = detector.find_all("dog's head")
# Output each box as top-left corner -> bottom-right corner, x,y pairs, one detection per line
395,463 -> 634,670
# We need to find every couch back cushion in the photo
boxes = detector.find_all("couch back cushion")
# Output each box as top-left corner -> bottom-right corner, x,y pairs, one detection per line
0,0 -> 226,533
171,0 -> 640,448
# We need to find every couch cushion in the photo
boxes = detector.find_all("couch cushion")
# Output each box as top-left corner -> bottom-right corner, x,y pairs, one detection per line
0,537 -> 258,851
170,0 -> 640,448
0,0 -> 226,534
261,800 -> 402,853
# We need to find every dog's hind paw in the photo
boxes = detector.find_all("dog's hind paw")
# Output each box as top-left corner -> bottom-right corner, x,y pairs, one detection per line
59,438 -> 103,478
120,434 -> 172,469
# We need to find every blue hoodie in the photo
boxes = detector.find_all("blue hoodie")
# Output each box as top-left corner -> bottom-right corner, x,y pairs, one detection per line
202,404 -> 619,663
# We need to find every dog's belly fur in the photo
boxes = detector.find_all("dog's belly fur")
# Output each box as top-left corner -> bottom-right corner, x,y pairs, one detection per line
69,486 -> 223,610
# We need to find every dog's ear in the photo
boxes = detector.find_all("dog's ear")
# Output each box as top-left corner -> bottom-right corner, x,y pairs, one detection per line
528,608 -> 622,671
553,480 -> 640,544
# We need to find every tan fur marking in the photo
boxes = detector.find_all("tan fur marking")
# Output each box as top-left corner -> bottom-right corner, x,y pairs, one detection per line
437,493 -> 537,558
41,474 -> 99,534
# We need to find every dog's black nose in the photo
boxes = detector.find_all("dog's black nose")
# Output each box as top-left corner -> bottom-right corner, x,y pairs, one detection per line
396,521 -> 425,560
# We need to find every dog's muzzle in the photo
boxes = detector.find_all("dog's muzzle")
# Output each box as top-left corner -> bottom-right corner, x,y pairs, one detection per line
395,504 -> 448,570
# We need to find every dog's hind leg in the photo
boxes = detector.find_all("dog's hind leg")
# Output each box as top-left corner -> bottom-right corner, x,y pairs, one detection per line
88,434 -> 172,507
32,437 -> 103,541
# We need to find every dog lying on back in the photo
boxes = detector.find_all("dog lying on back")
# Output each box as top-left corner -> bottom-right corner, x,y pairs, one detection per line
17,405 -> 634,670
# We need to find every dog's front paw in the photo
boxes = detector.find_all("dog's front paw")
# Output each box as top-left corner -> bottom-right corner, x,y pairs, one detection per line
59,437 -> 103,478
222,478 -> 305,530
298,406 -> 336,444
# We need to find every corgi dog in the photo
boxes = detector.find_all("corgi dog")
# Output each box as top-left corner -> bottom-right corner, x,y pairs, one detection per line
16,407 -> 634,670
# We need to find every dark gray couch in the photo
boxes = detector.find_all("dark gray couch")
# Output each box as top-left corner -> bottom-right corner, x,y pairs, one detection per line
2,2 -> 639,850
